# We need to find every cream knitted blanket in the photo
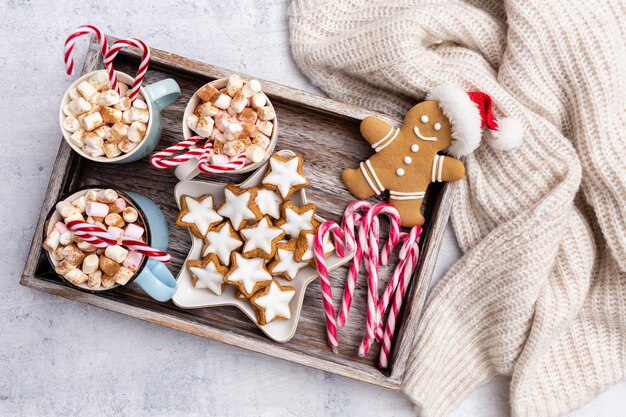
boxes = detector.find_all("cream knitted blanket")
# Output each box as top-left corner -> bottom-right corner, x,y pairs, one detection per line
288,1 -> 626,416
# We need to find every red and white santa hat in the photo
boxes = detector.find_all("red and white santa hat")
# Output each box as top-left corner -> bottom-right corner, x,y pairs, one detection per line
426,84 -> 523,157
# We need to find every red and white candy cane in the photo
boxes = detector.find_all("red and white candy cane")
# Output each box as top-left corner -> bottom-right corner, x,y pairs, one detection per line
103,38 -> 150,101
314,221 -> 345,352
378,227 -> 421,368
149,136 -> 206,169
64,25 -> 111,76
66,220 -> 117,248
197,149 -> 247,174
122,237 -> 171,263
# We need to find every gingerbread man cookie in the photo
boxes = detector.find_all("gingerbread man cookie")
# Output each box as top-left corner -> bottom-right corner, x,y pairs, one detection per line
342,84 -> 522,227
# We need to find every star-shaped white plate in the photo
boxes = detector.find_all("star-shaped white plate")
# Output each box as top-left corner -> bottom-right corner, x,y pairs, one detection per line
173,149 -> 354,342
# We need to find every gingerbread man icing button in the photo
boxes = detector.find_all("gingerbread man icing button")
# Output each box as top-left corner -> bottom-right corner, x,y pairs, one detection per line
342,84 -> 522,227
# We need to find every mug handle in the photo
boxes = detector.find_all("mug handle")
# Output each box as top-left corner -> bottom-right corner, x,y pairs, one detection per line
143,78 -> 181,112
134,259 -> 177,302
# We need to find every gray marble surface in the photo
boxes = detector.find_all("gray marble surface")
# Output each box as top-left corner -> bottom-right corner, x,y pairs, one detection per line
1,1 -> 624,416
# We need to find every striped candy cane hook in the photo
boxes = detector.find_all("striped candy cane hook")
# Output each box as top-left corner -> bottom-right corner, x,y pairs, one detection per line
103,37 -> 150,101
64,25 -> 110,76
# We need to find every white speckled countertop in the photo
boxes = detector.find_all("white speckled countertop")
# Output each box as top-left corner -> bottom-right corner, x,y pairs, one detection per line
1,1 -> 624,415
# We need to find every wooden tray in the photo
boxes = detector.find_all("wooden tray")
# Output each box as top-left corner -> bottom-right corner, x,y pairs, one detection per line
20,35 -> 457,389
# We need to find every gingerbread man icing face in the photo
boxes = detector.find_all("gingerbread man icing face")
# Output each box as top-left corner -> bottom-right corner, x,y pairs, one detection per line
342,100 -> 465,227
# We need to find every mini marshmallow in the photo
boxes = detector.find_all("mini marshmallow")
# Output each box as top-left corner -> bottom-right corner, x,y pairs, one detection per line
250,92 -> 267,109
122,207 -> 138,223
256,120 -> 273,137
257,106 -> 275,121
43,231 -> 60,252
108,198 -> 127,214
242,79 -> 262,98
121,110 -> 132,124
82,254 -> 99,274
68,87 -> 80,101
63,212 -> 85,224
100,107 -> 122,124
209,153 -> 230,166
59,231 -> 73,246
106,122 -> 128,144
53,221 -> 69,234
252,132 -> 271,149
63,244 -> 86,266
105,245 -> 129,263
63,104 -> 76,117
50,247 -> 65,261
227,74 -> 244,96
127,122 -> 147,142
86,201 -> 109,218
223,140 -> 246,157
83,134 -> 105,157
85,190 -> 98,202
227,107 -> 238,117
99,255 -> 121,276
55,260 -> 75,276
132,99 -> 148,109
72,196 -> 87,213
195,102 -> 219,118
88,71 -> 110,90
107,226 -> 125,243
76,240 -> 97,252
94,125 -> 111,139
224,122 -> 243,141
56,201 -> 78,218
242,122 -> 259,137
118,82 -> 129,98
69,97 -> 92,115
123,251 -> 144,272
210,129 -> 227,143
82,112 -> 104,132
186,114 -> 199,131
194,116 -> 214,137
114,96 -> 131,111
94,221 -> 106,230
124,223 -> 144,239
229,91 -> 247,113
128,107 -> 150,123
94,90 -> 120,107
77,80 -> 98,101
67,268 -> 90,286
101,273 -> 116,288
213,140 -> 224,154
105,213 -> 125,228
113,267 -> 134,285
238,108 -> 257,124
212,93 -> 232,110
215,113 -> 233,132
196,84 -> 219,102
62,116 -> 81,133
245,144 -> 266,163
97,189 -> 118,203
118,138 -> 138,153
87,270 -> 102,288
69,130 -> 85,148
103,142 -> 122,158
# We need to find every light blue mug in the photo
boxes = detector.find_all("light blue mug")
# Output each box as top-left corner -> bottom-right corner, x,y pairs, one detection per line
59,70 -> 181,163
45,187 -> 177,302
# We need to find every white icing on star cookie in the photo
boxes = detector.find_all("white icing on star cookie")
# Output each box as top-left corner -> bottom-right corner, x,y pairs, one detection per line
276,203 -> 317,238
268,240 -> 309,281
261,154 -> 309,199
297,230 -> 334,264
217,184 -> 260,230
240,216 -> 285,259
202,221 -> 243,266
177,194 -> 223,237
225,253 -> 273,296
188,255 -> 227,295
251,280 -> 295,324
254,188 -> 282,219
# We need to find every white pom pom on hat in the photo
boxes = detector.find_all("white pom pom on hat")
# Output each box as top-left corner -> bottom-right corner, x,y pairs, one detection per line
426,84 -> 523,157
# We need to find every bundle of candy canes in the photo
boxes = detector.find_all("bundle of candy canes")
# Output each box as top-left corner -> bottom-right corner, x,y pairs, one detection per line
149,136 -> 247,174
314,201 -> 422,368
64,24 -> 150,102
67,220 -> 171,263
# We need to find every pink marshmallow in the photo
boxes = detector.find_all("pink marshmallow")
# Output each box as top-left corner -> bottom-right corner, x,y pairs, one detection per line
215,113 -> 232,132
86,201 -> 109,217
209,154 -> 230,166
110,198 -> 127,213
53,222 -> 68,233
124,223 -> 144,239
123,250 -> 144,272
107,226 -> 125,243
